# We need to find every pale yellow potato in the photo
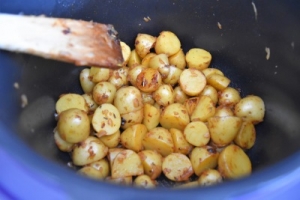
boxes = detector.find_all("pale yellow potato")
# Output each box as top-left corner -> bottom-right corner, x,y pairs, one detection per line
108,67 -> 129,89
191,95 -> 216,122
153,84 -> 174,106
159,103 -> 190,131
186,48 -> 212,70
128,65 -> 146,87
173,86 -> 188,104
78,158 -> 110,180
120,108 -> 144,129
79,68 -> 96,94
162,153 -> 193,182
234,121 -> 256,149
134,175 -> 157,188
106,176 -> 132,185
92,103 -> 121,137
148,54 -> 170,79
155,31 -> 181,56
168,48 -> 186,70
202,68 -> 224,78
135,33 -> 157,58
207,74 -> 230,91
170,128 -> 193,155
184,97 -> 200,116
141,92 -> 155,105
72,136 -> 108,166
82,94 -> 98,112
99,130 -> 120,148
90,66 -> 112,83
153,102 -> 165,114
107,148 -> 125,167
111,149 -> 144,178
234,95 -> 265,124
136,68 -> 162,93
120,124 -> 148,152
53,127 -> 74,152
214,105 -> 234,117
218,144 -> 252,179
218,87 -> 241,107
57,108 -> 90,143
114,86 -> 143,115
208,116 -> 242,147
141,53 -> 156,67
199,85 -> 218,105
179,68 -> 206,96
163,65 -> 182,86
198,169 -> 223,186
138,150 -> 163,179
120,41 -> 131,66
143,103 -> 160,130
92,81 -> 116,105
56,93 -> 88,114
142,127 -> 174,157
189,146 -> 219,176
183,121 -> 210,147
128,49 -> 141,68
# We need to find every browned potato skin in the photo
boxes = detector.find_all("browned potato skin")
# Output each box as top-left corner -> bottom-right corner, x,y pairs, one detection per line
173,86 -> 188,104
184,97 -> 200,116
138,150 -> 163,179
120,124 -> 148,152
218,87 -> 241,107
168,48 -> 186,70
170,128 -> 193,155
136,68 -> 162,93
78,159 -> 110,180
199,85 -> 218,105
234,121 -> 256,149
135,33 -> 157,59
198,169 -> 223,186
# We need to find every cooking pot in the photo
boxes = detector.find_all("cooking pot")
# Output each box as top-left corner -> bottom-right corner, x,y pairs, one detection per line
1,0 -> 300,199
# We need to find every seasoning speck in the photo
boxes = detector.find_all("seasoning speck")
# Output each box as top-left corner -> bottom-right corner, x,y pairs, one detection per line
13,82 -> 19,89
21,94 -> 28,108
143,16 -> 151,22
265,47 -> 270,60
217,22 -> 222,29
252,2 -> 258,21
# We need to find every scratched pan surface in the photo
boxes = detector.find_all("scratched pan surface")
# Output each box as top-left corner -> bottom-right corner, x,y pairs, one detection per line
1,0 -> 300,199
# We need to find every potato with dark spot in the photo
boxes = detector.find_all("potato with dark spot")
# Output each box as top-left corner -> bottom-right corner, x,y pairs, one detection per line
136,68 -> 162,93
92,81 -> 116,105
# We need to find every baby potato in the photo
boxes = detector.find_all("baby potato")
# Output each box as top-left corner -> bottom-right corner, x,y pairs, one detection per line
234,95 -> 265,124
155,31 -> 181,56
128,49 -> 141,68
234,121 -> 256,149
56,93 -> 88,114
141,92 -> 155,105
78,158 -> 110,180
79,68 -> 96,94
173,86 -> 188,104
138,150 -> 163,179
153,84 -> 174,106
162,153 -> 194,182
163,65 -> 182,86
108,67 -> 129,89
114,86 -> 143,114
143,103 -> 160,131
191,95 -> 216,122
199,85 -> 218,105
135,33 -> 157,58
106,176 -> 133,185
202,68 -> 224,78
92,103 -> 121,137
136,68 -> 162,93
198,169 -> 223,186
168,48 -> 186,70
107,148 -> 125,167
120,124 -> 148,152
142,127 -> 174,157
128,65 -> 145,86
72,136 -> 108,166
207,74 -> 230,91
189,146 -> 219,176
134,175 -> 157,189
90,66 -> 112,83
120,41 -> 131,66
53,127 -> 74,152
208,116 -> 242,147
148,54 -> 170,79
184,97 -> 200,116
186,48 -> 212,70
57,108 -> 90,143
99,130 -> 120,148
179,68 -> 206,96
82,93 -> 98,112
159,103 -> 190,131
92,82 -> 117,105
120,108 -> 144,129
170,128 -> 193,155
184,121 -> 210,147
214,105 -> 234,117
218,144 -> 252,179
111,149 -> 144,178
218,87 -> 241,107
141,53 -> 156,67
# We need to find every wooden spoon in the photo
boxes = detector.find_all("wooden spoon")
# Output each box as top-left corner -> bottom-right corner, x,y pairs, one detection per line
0,13 -> 123,69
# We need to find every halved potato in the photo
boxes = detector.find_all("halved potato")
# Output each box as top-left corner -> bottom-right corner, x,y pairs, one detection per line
134,175 -> 157,188
128,49 -> 142,68
79,68 -> 96,94
56,93 -> 88,114
206,74 -> 230,91
218,87 -> 241,107
78,158 -> 110,180
234,121 -> 256,149
191,95 -> 216,122
143,103 -> 160,131
186,48 -> 212,70
138,150 -> 163,179
179,68 -> 206,96
120,124 -> 148,152
90,66 -> 112,83
183,121 -> 210,147
120,108 -> 144,129
136,68 -> 162,93
168,48 -> 186,70
198,169 -> 223,186
170,128 -> 193,155
155,31 -> 181,56
99,130 -> 120,148
120,41 -> 131,66
199,85 -> 218,105
108,67 -> 129,89
135,33 -> 156,58
153,84 -> 174,106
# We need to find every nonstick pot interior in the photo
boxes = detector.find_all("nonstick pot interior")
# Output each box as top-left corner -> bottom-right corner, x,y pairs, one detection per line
1,0 -> 300,199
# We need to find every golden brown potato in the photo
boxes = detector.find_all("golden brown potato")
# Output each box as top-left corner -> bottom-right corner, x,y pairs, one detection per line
186,48 -> 212,70
120,124 -> 148,152
128,65 -> 146,86
128,49 -> 142,68
234,121 -> 256,149
202,68 -> 224,78
143,103 -> 160,130
218,144 -> 252,179
90,67 -> 112,83
135,33 -> 156,58
183,121 -> 210,147
179,68 -> 206,96
184,97 -> 200,116
79,68 -> 96,94
148,54 -> 170,79
198,169 -> 222,186
78,158 -> 110,180
163,65 -> 183,86
136,68 -> 162,93
170,128 -> 193,155
207,74 -> 230,91
56,93 -> 89,114
138,150 -> 163,179
99,130 -> 120,148
134,175 -> 157,188
141,53 -> 156,67
108,67 -> 129,89
107,148 -> 125,167
162,153 -> 194,182
92,82 -> 116,105
214,105 -> 234,117
218,87 -> 241,107
153,84 -> 174,106
191,95 -> 216,122
155,31 -> 181,56
199,85 -> 218,105
168,48 -> 186,70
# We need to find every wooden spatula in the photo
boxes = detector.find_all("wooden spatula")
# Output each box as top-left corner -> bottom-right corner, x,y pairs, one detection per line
0,13 -> 123,69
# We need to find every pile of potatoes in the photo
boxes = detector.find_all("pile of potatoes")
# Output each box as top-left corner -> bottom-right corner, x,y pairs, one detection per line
53,31 -> 265,188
